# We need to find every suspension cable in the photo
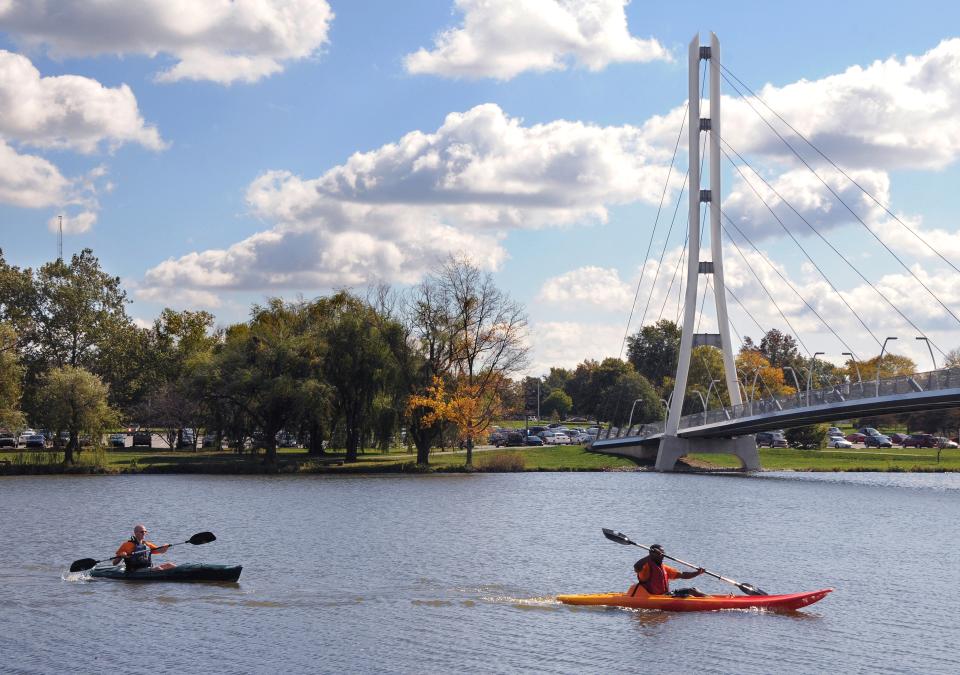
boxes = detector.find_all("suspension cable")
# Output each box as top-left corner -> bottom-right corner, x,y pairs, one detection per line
720,212 -> 861,358
720,69 -> 960,329
719,139 -> 946,357
620,101 -> 688,358
719,63 -> 960,276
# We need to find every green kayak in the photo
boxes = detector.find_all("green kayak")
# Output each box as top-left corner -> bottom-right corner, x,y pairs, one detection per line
90,563 -> 242,582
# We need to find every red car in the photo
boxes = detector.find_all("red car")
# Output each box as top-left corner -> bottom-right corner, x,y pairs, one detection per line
845,433 -> 866,443
902,434 -> 938,448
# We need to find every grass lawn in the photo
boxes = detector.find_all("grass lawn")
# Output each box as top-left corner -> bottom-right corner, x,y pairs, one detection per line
688,447 -> 960,471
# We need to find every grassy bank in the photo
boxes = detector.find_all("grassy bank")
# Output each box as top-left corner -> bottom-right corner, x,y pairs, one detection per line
688,447 -> 960,471
0,443 -> 640,475
3,444 -> 958,475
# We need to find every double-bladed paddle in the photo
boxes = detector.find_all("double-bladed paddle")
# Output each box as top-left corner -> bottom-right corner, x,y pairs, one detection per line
69,531 -> 217,573
602,528 -> 768,596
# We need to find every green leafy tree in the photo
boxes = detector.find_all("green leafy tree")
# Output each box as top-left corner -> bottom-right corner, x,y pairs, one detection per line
785,423 -> 829,449
0,323 -> 24,430
37,366 -> 116,464
201,301 -> 315,469
319,292 -> 403,463
541,389 -> 572,419
626,319 -> 681,392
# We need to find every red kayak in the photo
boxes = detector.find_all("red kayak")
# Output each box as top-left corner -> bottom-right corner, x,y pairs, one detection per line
557,588 -> 832,612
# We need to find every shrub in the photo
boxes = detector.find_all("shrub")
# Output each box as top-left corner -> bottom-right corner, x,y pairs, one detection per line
476,451 -> 526,472
786,423 -> 829,449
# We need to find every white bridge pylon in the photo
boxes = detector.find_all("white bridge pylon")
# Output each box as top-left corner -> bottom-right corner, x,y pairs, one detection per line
656,33 -> 760,471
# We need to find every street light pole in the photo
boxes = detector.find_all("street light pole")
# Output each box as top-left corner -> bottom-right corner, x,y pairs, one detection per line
626,398 -> 644,432
916,336 -> 937,371
876,337 -> 898,396
841,352 -> 863,394
783,366 -> 801,401
806,352 -> 824,407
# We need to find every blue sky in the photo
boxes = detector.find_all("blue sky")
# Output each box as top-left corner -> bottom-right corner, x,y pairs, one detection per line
1,0 -> 959,374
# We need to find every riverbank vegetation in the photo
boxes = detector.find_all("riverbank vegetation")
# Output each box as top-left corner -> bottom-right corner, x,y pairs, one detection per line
2,247 -> 959,475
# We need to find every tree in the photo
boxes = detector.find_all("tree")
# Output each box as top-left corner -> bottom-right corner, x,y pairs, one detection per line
568,358 -> 660,427
758,329 -> 802,371
541,389 -> 572,419
0,323 -> 24,430
37,366 -> 116,464
201,301 -> 315,469
944,348 -> 960,369
438,257 -> 528,466
626,319 -> 680,391
855,353 -> 917,382
785,423 -> 829,449
319,293 -> 403,463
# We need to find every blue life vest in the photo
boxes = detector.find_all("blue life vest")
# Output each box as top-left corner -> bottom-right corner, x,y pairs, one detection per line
124,536 -> 152,571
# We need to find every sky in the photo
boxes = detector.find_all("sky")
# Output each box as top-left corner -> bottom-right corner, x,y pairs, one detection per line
1,0 -> 960,376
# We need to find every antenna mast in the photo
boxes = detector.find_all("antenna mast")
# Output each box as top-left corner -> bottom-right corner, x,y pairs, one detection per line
58,215 -> 63,261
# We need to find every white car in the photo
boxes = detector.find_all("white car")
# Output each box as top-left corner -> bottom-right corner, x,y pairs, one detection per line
828,437 -> 853,449
549,433 -> 571,445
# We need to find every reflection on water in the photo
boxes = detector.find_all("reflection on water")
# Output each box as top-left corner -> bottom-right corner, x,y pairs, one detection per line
1,472 -> 958,674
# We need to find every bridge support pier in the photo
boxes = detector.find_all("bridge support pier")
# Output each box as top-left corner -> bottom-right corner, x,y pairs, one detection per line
656,436 -> 760,472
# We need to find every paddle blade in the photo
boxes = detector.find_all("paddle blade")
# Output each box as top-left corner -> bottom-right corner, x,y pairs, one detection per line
738,583 -> 768,596
188,531 -> 216,545
602,528 -> 637,546
70,558 -> 98,573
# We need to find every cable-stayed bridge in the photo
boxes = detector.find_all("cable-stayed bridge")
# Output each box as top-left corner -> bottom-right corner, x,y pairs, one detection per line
592,367 -> 960,467
592,33 -> 960,471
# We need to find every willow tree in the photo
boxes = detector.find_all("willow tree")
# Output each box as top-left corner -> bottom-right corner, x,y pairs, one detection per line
37,366 -> 116,464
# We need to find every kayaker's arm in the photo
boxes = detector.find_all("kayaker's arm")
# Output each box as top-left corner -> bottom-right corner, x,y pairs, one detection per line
678,567 -> 705,580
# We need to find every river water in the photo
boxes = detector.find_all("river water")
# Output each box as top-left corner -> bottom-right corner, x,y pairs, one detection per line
1,471 -> 957,674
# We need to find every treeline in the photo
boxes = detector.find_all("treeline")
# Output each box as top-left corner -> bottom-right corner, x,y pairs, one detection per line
525,319 -> 960,436
0,249 -> 533,468
2,248 -> 958,469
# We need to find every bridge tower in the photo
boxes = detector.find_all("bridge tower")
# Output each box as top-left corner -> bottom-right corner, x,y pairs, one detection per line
655,33 -> 760,471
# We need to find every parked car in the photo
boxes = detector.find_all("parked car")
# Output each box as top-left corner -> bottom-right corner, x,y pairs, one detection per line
845,433 -> 866,443
890,433 -> 910,445
275,431 -> 297,448
53,431 -> 70,448
25,434 -> 46,448
902,433 -> 938,448
503,431 -> 525,447
109,433 -> 126,448
568,430 -> 590,444
18,429 -> 37,446
177,428 -> 196,448
756,431 -> 788,448
0,432 -> 15,448
858,427 -> 882,437
827,427 -> 843,437
828,437 -> 853,449
864,434 -> 892,448
132,430 -> 152,448
488,430 -> 507,446
202,434 -> 221,449
524,435 -> 544,446
935,437 -> 958,449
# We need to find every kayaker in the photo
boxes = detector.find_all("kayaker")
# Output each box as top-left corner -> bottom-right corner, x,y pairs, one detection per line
111,524 -> 175,572
629,544 -> 707,597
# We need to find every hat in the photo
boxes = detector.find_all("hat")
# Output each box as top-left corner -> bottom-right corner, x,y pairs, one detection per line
649,544 -> 664,553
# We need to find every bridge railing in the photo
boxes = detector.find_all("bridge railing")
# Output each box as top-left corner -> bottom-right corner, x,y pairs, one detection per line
597,367 -> 960,440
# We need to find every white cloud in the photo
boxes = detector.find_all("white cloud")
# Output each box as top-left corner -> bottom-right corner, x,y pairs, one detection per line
721,38 -> 960,171
528,320 -> 624,374
142,103 -> 676,295
722,166 -> 888,240
0,50 -> 165,153
0,0 -> 334,85
0,139 -> 70,207
46,211 -> 96,234
405,0 -> 669,80
538,266 -> 632,310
